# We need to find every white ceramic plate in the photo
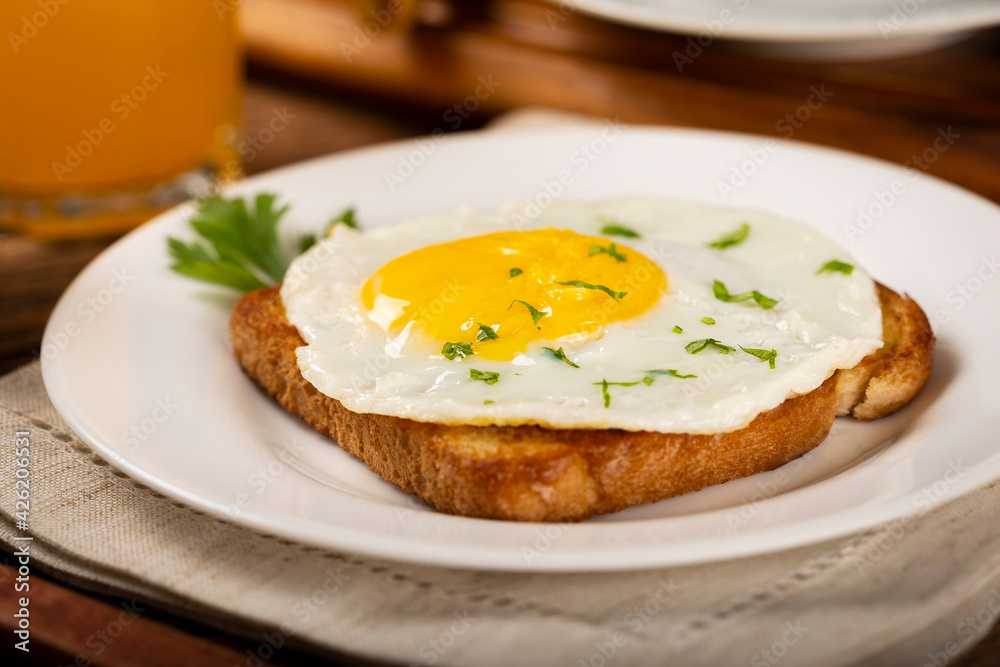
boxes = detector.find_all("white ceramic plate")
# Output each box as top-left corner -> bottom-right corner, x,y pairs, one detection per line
42,126 -> 1000,572
562,0 -> 1000,59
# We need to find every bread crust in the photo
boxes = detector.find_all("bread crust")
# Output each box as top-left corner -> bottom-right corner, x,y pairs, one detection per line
230,282 -> 933,522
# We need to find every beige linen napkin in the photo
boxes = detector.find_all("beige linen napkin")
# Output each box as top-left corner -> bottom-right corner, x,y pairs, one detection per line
5,112 -> 1000,666
6,361 -> 1000,667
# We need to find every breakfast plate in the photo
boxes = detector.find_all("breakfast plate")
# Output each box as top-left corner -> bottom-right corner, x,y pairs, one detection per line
42,125 -> 1000,572
561,0 -> 1000,59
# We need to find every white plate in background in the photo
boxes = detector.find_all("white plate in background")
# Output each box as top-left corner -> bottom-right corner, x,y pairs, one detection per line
560,0 -> 1000,59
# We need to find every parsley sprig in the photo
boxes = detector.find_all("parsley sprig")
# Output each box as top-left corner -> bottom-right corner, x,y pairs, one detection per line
707,223 -> 750,250
817,260 -> 854,275
544,346 -> 580,368
470,369 -> 500,385
685,338 -> 734,354
556,280 -> 627,302
597,217 -> 641,238
167,193 -> 354,293
589,243 -> 628,262
740,346 -> 778,369
713,280 -> 778,309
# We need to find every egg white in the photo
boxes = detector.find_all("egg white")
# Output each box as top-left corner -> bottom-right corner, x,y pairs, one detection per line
281,198 -> 883,434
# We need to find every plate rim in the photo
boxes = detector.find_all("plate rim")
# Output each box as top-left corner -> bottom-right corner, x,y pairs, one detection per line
564,0 -> 1000,42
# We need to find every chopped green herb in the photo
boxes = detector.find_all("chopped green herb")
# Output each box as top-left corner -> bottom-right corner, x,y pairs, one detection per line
701,317 -> 716,325
707,223 -> 749,250
598,217 -> 641,239
304,206 -> 358,252
508,300 -> 547,328
510,267 -> 523,277
817,260 -> 854,275
589,243 -> 628,262
543,346 -> 580,368
592,378 -> 642,408
484,400 -> 495,405
441,341 -> 473,361
298,233 -> 317,253
556,280 -> 627,302
642,376 -> 654,386
596,379 -> 610,408
672,325 -> 683,334
713,280 -> 778,310
644,369 -> 698,379
167,193 -> 293,293
470,368 -> 500,385
325,207 -> 358,234
476,323 -> 499,341
740,346 -> 777,369
685,338 -> 734,355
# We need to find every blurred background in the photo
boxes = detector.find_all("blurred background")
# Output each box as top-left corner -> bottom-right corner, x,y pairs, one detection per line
1,0 -> 999,663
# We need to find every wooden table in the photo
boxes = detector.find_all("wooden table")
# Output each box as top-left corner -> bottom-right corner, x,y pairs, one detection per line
2,2 -> 1000,663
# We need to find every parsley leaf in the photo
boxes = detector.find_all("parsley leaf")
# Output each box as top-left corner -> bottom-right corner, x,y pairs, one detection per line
510,267 -> 523,277
713,280 -> 778,309
589,243 -> 628,262
644,369 -> 698,379
598,217 -> 641,238
672,325 -> 683,334
469,368 -> 500,385
556,280 -> 627,302
740,346 -> 777,369
707,223 -> 750,250
685,338 -> 734,355
476,323 -> 499,341
484,399 -> 495,405
300,206 -> 358,254
508,300 -> 547,328
168,193 -> 293,292
817,260 -> 854,275
325,207 -> 358,233
543,346 -> 580,368
592,378 -> 642,408
442,342 -> 473,360
701,317 -> 716,325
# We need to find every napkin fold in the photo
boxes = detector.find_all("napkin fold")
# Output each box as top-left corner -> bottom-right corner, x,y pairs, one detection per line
4,359 -> 1000,666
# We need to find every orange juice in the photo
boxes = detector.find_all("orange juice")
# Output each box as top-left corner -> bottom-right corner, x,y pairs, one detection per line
0,0 -> 242,239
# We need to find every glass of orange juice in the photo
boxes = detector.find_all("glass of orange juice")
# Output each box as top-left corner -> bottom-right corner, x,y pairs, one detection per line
0,0 -> 242,240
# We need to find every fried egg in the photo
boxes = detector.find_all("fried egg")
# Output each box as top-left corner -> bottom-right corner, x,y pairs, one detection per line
281,198 -> 883,434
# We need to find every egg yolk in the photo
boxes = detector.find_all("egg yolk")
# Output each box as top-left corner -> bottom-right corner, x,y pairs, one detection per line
360,228 -> 667,361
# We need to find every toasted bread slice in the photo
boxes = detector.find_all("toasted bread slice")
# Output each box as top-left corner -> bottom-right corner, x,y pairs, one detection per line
230,282 -> 934,522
